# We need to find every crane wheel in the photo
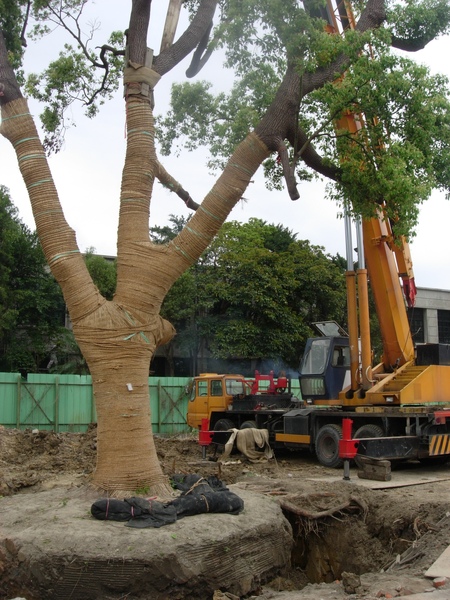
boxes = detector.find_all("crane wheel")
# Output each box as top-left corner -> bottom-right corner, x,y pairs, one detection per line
353,424 -> 384,468
214,418 -> 236,431
315,424 -> 343,468
240,420 -> 257,429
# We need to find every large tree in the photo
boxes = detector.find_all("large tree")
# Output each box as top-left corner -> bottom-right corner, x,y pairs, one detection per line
1,0 -> 450,496
156,218 -> 347,375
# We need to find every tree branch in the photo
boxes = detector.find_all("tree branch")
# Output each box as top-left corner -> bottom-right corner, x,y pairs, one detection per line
128,0 -> 152,65
276,141 -> 300,200
44,1 -> 105,69
390,35 -> 434,52
156,160 -> 200,210
303,0 -> 387,95
20,0 -> 32,47
153,0 -> 218,76
0,30 -> 23,105
296,126 -> 341,181
186,20 -> 213,77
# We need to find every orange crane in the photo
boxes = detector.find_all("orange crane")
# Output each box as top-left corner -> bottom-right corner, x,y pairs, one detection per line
188,0 -> 450,468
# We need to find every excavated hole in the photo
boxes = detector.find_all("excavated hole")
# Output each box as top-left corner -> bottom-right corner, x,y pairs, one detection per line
267,487 -> 450,593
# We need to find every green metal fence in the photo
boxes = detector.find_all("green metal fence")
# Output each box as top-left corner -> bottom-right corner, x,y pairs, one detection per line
0,373 -> 191,434
0,373 -> 302,434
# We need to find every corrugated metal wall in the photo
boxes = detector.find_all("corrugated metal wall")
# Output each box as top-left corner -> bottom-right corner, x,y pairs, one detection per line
0,373 -> 191,434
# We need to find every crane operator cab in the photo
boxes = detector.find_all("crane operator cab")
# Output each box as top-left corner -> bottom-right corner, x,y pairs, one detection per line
299,321 -> 351,402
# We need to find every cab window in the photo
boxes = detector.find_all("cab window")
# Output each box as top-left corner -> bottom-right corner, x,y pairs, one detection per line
225,379 -> 245,395
211,380 -> 223,396
198,381 -> 208,396
332,345 -> 350,367
302,339 -> 331,374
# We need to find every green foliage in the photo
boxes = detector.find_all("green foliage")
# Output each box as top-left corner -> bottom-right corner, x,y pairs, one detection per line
151,215 -> 190,244
2,1 -> 125,152
25,32 -> 124,152
3,1 -> 450,234
319,47 -> 450,235
202,220 -> 347,367
83,248 -> 116,300
47,328 -> 89,374
157,72 -> 277,170
387,0 -> 450,47
158,0 -> 450,240
0,0 -> 27,72
159,218 -> 347,371
0,186 -> 66,374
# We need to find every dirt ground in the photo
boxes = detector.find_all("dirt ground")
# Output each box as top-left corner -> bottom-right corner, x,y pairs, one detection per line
2,425 -> 450,599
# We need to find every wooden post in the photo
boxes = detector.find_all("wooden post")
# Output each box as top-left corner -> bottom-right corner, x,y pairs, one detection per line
357,456 -> 391,481
160,0 -> 183,52
158,379 -> 162,433
90,377 -> 96,426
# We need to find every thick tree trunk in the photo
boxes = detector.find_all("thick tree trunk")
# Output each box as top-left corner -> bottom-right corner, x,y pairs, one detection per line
0,96 -> 173,496
0,19 -> 269,497
88,349 -> 168,496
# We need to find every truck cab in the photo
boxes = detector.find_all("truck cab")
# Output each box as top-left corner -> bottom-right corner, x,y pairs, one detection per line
186,373 -> 247,429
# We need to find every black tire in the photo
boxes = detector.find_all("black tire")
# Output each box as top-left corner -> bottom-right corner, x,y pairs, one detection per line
315,424 -> 343,468
214,418 -> 236,431
353,424 -> 384,468
354,424 -> 384,439
240,420 -> 257,429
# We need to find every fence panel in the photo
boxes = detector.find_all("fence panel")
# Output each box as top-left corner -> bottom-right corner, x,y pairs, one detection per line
0,373 -> 192,433
56,374 -> 95,432
0,373 -> 21,427
150,377 -> 190,434
0,373 -> 301,433
19,376 -> 55,430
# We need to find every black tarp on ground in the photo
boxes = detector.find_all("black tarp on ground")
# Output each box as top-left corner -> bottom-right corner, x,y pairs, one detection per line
91,474 -> 244,528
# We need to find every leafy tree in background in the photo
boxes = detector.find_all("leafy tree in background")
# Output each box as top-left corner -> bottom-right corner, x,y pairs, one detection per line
0,186 -> 65,373
84,248 -> 117,301
48,250 -> 117,374
203,219 -> 347,369
1,1 -> 450,495
157,218 -> 347,375
152,215 -> 217,376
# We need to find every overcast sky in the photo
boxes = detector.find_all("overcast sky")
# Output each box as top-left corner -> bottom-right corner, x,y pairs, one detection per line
1,1 -> 450,290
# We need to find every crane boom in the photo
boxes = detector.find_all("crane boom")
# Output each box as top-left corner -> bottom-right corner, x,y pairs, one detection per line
362,216 -> 415,370
324,0 -> 416,384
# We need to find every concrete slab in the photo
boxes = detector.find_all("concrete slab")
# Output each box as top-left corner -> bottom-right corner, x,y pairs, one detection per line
426,544 -> 450,578
306,472 -> 450,490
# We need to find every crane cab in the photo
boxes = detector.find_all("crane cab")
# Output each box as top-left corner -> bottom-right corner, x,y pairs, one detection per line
299,322 -> 351,402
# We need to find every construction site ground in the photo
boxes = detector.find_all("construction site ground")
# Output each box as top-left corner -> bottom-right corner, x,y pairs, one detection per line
2,425 -> 450,599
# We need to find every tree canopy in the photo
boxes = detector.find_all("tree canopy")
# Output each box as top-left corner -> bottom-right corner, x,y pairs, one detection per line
3,1 -> 450,235
156,0 -> 450,236
0,185 -> 66,373
157,217 -> 347,375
